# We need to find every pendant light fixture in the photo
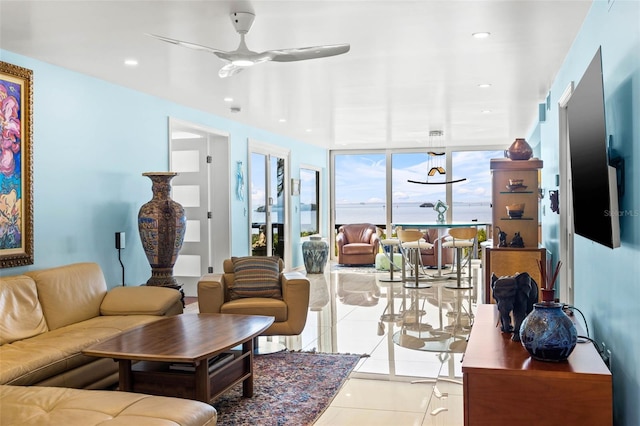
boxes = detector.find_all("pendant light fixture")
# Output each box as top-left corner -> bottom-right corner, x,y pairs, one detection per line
408,130 -> 467,185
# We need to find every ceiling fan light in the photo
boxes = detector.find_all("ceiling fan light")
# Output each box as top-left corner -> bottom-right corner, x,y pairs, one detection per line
472,32 -> 491,39
231,59 -> 255,67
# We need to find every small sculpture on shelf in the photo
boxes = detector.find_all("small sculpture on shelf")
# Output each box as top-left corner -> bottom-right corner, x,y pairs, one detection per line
509,232 -> 524,248
496,226 -> 507,247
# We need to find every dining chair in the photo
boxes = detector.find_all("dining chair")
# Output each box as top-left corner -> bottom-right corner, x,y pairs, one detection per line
397,228 -> 433,289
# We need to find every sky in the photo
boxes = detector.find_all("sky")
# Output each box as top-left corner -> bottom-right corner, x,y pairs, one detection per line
334,150 -> 503,205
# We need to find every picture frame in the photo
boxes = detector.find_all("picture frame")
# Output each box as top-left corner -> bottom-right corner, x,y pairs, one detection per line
1,61 -> 34,268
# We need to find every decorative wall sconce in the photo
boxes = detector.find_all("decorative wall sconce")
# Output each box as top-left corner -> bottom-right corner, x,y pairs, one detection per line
549,190 -> 559,214
291,178 -> 300,196
236,161 -> 245,201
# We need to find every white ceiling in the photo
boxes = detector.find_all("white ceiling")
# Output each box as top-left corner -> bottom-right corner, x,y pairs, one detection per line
0,0 -> 592,150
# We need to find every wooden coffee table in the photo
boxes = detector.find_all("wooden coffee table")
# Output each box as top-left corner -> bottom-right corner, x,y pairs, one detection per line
83,313 -> 274,403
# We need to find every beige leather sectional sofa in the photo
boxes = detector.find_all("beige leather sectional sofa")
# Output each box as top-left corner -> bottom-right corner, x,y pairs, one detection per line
0,262 -> 217,425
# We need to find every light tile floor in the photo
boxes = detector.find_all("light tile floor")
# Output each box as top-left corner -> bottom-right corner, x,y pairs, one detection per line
188,260 -> 478,425
281,261 -> 477,426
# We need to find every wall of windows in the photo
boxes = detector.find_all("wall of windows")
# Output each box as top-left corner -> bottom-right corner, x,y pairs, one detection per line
333,153 -> 387,226
451,150 -> 503,223
332,148 -> 503,234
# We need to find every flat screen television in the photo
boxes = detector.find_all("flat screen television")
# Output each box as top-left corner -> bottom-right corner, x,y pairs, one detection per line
567,47 -> 620,249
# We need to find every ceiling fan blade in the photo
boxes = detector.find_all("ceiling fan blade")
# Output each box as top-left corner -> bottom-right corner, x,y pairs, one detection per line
146,33 -> 229,56
266,44 -> 350,62
218,63 -> 245,78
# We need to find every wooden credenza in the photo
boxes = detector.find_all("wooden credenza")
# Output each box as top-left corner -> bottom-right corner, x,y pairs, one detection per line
462,305 -> 612,426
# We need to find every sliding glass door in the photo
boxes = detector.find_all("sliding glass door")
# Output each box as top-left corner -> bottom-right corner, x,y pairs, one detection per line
249,143 -> 289,262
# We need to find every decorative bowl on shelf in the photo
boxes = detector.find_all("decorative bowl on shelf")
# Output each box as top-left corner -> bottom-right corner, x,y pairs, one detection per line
509,179 -> 524,186
506,203 -> 525,218
506,184 -> 528,191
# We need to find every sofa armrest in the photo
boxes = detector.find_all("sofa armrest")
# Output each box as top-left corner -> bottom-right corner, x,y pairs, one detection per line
197,274 -> 226,313
100,286 -> 183,316
281,272 -> 310,334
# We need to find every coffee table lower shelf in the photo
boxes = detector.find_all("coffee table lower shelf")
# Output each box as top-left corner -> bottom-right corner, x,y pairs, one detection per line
120,350 -> 252,403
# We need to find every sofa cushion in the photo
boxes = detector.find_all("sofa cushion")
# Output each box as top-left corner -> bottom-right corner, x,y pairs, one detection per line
342,243 -> 375,254
0,385 -> 217,426
220,297 -> 288,321
100,286 -> 182,316
0,315 -> 160,386
26,263 -> 108,330
229,256 -> 282,300
0,275 -> 48,345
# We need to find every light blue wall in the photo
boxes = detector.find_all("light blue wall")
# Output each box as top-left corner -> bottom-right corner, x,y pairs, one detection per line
532,1 -> 639,424
0,50 -> 327,285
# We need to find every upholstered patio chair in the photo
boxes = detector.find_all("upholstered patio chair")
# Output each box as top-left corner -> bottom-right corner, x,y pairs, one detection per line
336,223 -> 380,265
197,256 -> 310,337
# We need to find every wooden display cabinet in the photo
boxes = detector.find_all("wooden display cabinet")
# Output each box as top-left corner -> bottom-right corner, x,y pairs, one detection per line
485,158 -> 545,303
490,158 -> 543,247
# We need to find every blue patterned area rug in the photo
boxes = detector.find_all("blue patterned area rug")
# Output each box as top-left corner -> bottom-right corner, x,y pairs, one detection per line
213,351 -> 362,426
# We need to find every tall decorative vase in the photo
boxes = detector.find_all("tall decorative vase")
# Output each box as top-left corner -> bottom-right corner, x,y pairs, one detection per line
519,301 -> 577,362
138,172 -> 186,289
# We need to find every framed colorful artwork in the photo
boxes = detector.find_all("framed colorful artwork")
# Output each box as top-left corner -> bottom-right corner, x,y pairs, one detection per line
1,61 -> 33,268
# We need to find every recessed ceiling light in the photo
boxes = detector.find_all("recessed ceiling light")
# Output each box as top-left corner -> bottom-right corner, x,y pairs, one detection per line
478,83 -> 492,88
472,32 -> 491,39
482,109 -> 492,114
124,59 -> 138,66
279,118 -> 287,123
223,97 -> 233,102
305,129 -> 312,132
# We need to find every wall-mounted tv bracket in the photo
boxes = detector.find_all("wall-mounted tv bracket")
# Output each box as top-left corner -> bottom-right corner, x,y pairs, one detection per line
608,135 -> 625,200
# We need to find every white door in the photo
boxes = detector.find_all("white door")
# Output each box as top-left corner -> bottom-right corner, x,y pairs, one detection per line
169,119 -> 231,296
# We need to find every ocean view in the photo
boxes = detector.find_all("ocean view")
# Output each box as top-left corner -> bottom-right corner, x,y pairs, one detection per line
295,202 -> 492,233
333,202 -> 491,225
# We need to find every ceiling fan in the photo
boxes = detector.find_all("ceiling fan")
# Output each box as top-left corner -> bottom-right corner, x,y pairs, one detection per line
147,11 -> 350,78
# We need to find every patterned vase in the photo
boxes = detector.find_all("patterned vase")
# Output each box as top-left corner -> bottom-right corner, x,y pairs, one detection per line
302,237 -> 329,274
519,302 -> 577,362
138,172 -> 186,288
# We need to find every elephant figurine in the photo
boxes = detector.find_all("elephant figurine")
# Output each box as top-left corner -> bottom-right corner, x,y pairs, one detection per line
491,272 -> 539,341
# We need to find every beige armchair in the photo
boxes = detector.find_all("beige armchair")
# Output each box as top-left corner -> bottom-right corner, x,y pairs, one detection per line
197,257 -> 310,336
336,223 -> 380,265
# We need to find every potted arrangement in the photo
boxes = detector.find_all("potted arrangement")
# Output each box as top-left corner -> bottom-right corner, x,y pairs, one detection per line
519,260 -> 577,362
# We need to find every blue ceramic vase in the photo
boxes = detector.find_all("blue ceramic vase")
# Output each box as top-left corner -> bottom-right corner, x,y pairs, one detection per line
519,302 -> 577,362
302,237 -> 328,274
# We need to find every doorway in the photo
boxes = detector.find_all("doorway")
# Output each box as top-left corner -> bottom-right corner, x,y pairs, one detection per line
169,118 -> 231,296
249,141 -> 290,266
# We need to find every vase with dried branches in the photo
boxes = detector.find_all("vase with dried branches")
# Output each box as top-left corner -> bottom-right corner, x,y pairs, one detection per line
519,260 -> 577,362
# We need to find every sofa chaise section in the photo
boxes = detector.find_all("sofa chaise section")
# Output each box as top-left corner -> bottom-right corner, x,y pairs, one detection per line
0,385 -> 216,426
